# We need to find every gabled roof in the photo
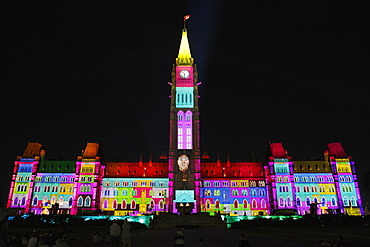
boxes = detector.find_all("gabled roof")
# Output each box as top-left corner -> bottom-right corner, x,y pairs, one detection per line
22,142 -> 42,158
327,143 -> 347,158
105,162 -> 168,178
270,143 -> 287,158
82,143 -> 99,158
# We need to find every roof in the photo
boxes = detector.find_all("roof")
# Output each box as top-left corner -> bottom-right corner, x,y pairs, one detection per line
293,161 -> 332,173
176,29 -> 193,65
82,143 -> 99,158
200,162 -> 265,178
37,160 -> 76,173
327,143 -> 347,158
22,142 -> 42,158
270,143 -> 287,158
105,162 -> 168,178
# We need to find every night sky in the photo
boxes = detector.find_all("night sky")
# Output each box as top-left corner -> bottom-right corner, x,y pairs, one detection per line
2,2 -> 369,206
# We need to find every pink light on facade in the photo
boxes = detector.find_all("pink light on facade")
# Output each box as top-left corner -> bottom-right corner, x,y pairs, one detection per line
177,111 -> 193,150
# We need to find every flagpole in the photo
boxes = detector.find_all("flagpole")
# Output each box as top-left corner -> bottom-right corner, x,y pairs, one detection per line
183,15 -> 190,30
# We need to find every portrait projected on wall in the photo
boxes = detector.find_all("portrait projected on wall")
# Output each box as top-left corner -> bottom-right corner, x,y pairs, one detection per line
177,111 -> 192,150
178,155 -> 189,181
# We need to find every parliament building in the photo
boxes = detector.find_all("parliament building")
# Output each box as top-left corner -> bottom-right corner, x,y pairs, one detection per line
7,25 -> 364,217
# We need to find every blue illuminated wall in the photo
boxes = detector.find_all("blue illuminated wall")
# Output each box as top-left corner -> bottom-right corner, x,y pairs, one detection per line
176,87 -> 194,108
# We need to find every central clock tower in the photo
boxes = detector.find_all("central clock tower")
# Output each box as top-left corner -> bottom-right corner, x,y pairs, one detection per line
168,26 -> 201,213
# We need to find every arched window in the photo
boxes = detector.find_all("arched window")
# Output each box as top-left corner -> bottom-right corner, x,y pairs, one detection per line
59,196 -> 64,205
287,197 -> 291,207
206,199 -> 211,209
350,196 -> 357,206
113,200 -> 117,209
243,199 -> 248,209
21,197 -> 26,206
343,196 -> 349,206
321,197 -> 326,206
32,197 -> 38,206
215,200 -> 220,209
261,199 -> 266,208
13,197 -> 19,206
69,197 -> 73,207
122,200 -> 127,209
252,199 -> 257,209
296,197 -> 301,207
131,200 -> 136,209
159,200 -> 164,209
77,196 -> 83,207
279,197 -> 284,207
104,200 -> 108,209
150,200 -> 155,209
313,197 -> 318,204
85,196 -> 91,207
306,197 -> 311,206
233,199 -> 239,209
331,197 -> 336,206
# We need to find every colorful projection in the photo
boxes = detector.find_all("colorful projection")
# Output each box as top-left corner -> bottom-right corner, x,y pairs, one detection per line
177,110 -> 192,149
176,87 -> 194,108
176,66 -> 193,87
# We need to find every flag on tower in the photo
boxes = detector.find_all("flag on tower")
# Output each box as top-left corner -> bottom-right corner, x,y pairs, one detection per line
184,15 -> 191,21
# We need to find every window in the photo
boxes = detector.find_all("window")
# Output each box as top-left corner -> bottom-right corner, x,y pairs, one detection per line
206,200 -> 211,209
113,200 -> 117,209
77,196 -> 83,207
104,200 -> 108,209
69,197 -> 73,207
85,196 -> 91,207
279,197 -> 284,207
343,196 -> 349,206
331,197 -> 336,206
159,200 -> 164,209
59,196 -> 64,205
215,200 -> 220,209
252,199 -> 257,209
122,200 -> 127,209
131,200 -> 136,209
296,197 -> 301,207
233,199 -> 239,209
321,197 -> 326,206
306,197 -> 311,206
32,197 -> 38,206
350,196 -> 357,206
261,199 -> 266,208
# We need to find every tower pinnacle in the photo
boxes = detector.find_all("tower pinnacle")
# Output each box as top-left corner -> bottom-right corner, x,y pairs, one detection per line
177,16 -> 193,65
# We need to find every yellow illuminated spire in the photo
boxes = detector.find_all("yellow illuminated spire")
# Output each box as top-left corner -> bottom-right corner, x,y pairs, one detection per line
176,15 -> 193,65
178,29 -> 192,58
176,29 -> 193,65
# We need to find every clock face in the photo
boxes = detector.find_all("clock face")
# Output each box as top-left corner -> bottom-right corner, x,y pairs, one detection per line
179,70 -> 190,79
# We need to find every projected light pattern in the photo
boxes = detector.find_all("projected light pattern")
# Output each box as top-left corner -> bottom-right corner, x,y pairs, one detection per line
177,111 -> 193,150
200,179 -> 268,216
101,178 -> 169,216
6,26 -> 364,217
176,87 -> 194,108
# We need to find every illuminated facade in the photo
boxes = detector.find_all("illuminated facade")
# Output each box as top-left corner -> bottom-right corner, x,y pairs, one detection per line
7,25 -> 364,216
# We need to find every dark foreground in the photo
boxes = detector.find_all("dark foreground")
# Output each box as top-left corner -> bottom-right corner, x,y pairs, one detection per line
6,226 -> 370,247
